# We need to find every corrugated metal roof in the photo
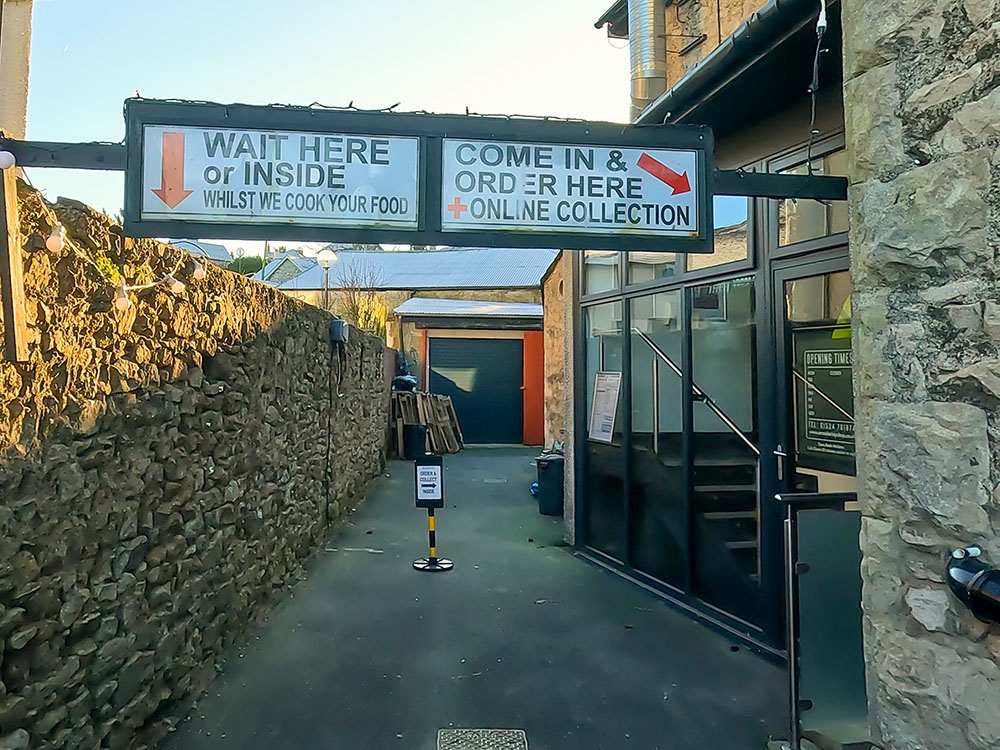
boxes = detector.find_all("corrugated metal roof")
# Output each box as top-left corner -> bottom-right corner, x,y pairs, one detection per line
393,298 -> 543,318
274,247 -> 559,291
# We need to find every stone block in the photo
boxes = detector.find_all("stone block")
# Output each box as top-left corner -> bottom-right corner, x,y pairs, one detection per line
843,0 -> 945,79
940,359 -> 1000,403
858,400 -> 991,533
904,586 -> 952,632
852,150 -> 991,288
0,731 -> 30,750
984,301 -> 1000,341
845,63 -> 906,183
946,303 -> 983,332
935,87 -> 1000,154
905,63 -> 982,111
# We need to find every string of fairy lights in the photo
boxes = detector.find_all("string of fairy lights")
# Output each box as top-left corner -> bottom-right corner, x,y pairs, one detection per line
0,150 -> 207,312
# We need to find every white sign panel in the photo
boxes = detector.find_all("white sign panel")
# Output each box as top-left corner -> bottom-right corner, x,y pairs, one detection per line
588,371 -> 622,443
416,465 -> 443,502
140,125 -> 419,228
441,140 -> 699,237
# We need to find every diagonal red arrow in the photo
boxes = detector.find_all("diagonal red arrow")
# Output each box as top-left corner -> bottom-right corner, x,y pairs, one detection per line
151,132 -> 193,209
637,152 -> 691,195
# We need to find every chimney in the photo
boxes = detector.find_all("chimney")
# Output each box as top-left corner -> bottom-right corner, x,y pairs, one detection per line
628,0 -> 667,121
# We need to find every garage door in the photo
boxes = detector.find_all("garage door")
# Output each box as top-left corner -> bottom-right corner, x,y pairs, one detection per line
428,338 -> 524,444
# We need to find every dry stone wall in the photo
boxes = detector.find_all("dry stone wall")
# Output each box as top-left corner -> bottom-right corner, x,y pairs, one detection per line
0,183 -> 388,748
844,0 -> 1000,747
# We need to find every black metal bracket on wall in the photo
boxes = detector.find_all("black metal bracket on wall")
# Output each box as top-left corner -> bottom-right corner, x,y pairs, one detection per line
0,137 -> 847,201
0,135 -> 847,240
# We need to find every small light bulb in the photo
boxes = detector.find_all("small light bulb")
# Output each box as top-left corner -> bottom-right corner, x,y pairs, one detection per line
45,224 -> 65,252
192,263 -> 206,280
164,274 -> 185,294
114,285 -> 131,311
0,151 -> 15,170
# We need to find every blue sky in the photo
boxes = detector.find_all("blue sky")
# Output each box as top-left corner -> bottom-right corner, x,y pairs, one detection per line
25,0 -> 631,250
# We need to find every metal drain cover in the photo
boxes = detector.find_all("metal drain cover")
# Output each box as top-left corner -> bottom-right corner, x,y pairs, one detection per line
437,729 -> 528,750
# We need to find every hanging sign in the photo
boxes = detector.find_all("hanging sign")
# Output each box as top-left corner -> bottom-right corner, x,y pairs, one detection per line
441,140 -> 699,237
138,125 -> 419,228
124,98 -> 713,251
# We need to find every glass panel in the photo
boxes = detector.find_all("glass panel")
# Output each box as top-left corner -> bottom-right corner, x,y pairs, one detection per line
787,270 -> 856,483
690,277 -> 760,624
629,291 -> 684,587
778,150 -> 849,246
583,250 -> 621,295
687,195 -> 750,271
628,251 -> 678,284
584,301 -> 625,559
797,508 -> 869,744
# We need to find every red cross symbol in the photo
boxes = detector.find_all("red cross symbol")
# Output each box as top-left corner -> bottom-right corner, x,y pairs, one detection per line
447,197 -> 468,219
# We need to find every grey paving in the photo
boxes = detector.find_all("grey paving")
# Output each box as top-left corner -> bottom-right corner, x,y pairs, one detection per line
164,447 -> 787,750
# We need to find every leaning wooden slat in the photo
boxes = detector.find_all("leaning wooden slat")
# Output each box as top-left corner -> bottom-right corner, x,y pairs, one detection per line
1,166 -> 28,362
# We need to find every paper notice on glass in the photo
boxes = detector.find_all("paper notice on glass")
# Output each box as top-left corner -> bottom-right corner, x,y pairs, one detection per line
588,371 -> 622,443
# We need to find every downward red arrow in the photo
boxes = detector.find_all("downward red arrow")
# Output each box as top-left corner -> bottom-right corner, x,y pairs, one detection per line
151,132 -> 193,209
637,152 -> 691,195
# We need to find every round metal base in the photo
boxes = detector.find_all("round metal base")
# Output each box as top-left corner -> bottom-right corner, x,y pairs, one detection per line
413,557 -> 454,572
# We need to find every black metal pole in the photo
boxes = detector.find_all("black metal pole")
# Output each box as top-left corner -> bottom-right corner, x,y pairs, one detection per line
427,507 -> 437,564
413,506 -> 452,572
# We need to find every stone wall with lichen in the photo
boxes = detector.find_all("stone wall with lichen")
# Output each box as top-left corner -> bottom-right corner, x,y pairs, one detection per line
844,0 -> 1000,747
0,183 -> 388,749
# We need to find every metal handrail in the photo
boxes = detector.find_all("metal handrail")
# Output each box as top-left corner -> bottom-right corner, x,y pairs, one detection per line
632,327 -> 761,456
791,368 -> 854,422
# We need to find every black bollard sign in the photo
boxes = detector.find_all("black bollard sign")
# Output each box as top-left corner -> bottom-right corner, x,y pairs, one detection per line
414,454 -> 444,509
413,455 -> 453,572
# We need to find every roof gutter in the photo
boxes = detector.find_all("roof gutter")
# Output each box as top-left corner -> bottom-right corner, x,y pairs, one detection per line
633,0 -> 825,125
594,0 -> 628,36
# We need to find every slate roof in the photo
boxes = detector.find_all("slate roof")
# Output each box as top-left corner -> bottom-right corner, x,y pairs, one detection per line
392,298 -> 543,318
169,240 -> 233,263
271,247 -> 559,291
253,252 -> 318,282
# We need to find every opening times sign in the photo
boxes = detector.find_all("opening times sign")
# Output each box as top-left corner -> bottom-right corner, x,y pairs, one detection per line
125,99 -> 713,252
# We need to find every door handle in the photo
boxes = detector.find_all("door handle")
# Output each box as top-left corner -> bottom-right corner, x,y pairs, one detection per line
774,444 -> 787,481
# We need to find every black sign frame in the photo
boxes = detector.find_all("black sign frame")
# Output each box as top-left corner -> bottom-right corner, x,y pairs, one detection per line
414,454 -> 445,510
123,98 -> 714,252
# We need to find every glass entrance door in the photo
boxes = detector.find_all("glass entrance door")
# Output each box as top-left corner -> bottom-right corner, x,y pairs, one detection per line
775,264 -> 855,495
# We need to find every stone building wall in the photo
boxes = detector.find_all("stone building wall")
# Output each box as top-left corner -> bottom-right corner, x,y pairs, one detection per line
844,0 -> 1000,747
662,0 -> 768,86
0,184 -> 388,749
542,253 -> 568,448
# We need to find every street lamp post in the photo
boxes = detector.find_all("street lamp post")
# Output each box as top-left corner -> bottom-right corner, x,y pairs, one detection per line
316,248 -> 338,310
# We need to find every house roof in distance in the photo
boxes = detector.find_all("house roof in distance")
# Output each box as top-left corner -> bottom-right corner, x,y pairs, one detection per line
253,252 -> 317,282
273,247 -> 559,291
393,298 -> 543,318
169,239 -> 233,263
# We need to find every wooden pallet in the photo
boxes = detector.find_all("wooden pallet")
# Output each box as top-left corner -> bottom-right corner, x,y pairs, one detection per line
389,391 -> 464,456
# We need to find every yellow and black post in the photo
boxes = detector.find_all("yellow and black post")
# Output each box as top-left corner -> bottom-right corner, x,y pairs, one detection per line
413,454 -> 453,572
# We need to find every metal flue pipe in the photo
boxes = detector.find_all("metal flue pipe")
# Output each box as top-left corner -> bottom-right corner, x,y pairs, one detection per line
628,0 -> 668,121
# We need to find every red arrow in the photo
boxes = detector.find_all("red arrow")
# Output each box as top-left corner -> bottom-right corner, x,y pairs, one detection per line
151,132 -> 193,209
637,152 -> 691,195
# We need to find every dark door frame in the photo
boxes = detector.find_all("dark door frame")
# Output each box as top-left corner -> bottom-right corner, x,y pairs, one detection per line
757,246 -> 851,645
